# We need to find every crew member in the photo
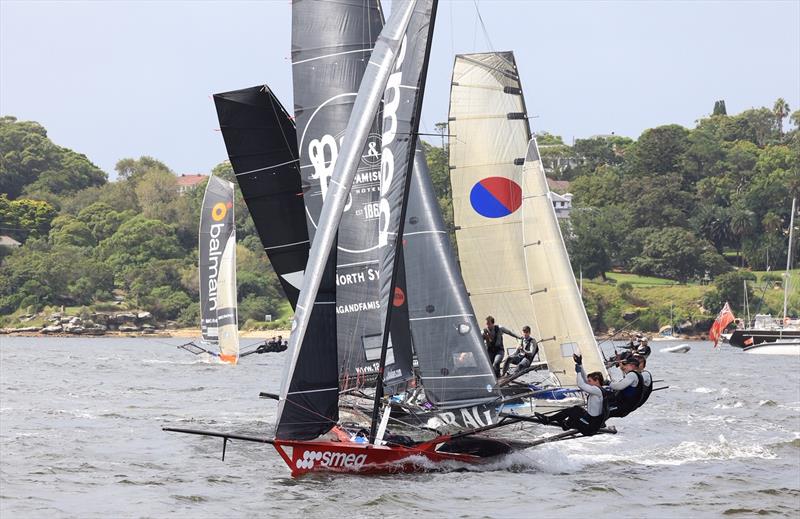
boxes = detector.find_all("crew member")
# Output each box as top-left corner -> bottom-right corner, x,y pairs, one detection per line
534,354 -> 608,436
606,357 -> 644,417
636,337 -> 651,358
501,325 -> 539,376
483,316 -> 519,377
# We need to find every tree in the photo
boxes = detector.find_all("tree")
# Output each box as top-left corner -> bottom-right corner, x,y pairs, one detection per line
0,195 -> 57,242
631,227 -> 719,281
713,100 -> 727,116
49,215 -> 96,248
702,270 -> 756,315
626,124 -> 690,176
114,156 -> 171,181
0,117 -> 105,199
98,215 -> 182,274
773,98 -> 790,135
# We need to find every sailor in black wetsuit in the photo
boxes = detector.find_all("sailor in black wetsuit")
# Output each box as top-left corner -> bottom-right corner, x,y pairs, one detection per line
501,325 -> 539,376
636,338 -> 651,358
534,354 -> 609,436
482,316 -> 520,377
607,357 -> 644,418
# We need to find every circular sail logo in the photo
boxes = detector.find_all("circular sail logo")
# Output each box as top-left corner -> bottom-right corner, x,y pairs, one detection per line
469,177 -> 522,218
211,202 -> 230,221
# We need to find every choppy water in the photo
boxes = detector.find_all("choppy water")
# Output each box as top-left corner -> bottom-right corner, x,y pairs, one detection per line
1,337 -> 798,518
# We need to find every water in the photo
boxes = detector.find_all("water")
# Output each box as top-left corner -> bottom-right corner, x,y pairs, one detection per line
1,337 -> 798,518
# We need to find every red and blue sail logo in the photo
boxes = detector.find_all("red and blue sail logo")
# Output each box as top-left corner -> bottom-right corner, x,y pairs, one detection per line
469,177 -> 522,218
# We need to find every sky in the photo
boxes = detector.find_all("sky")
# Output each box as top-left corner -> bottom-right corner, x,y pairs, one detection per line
1,0 -> 798,178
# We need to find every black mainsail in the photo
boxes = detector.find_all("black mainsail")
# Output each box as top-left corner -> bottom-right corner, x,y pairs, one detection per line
213,86 -> 309,308
276,1 -> 417,440
291,0 -> 413,388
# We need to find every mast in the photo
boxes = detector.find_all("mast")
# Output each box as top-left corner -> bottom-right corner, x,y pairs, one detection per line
367,0 -> 438,443
276,0 -> 417,440
782,197 -> 796,335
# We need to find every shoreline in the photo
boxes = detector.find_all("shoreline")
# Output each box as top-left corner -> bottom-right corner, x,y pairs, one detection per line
0,328 -> 291,339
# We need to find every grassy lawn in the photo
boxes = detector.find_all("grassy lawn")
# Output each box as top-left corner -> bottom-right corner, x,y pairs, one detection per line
604,272 -> 683,287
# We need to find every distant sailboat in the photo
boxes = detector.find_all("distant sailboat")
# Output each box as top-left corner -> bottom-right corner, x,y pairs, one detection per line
178,174 -> 240,364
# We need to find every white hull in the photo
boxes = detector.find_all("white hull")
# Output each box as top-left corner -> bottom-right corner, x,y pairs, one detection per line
743,341 -> 800,356
660,344 -> 691,353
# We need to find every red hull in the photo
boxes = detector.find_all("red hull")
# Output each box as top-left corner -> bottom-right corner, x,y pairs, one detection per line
273,437 -> 481,477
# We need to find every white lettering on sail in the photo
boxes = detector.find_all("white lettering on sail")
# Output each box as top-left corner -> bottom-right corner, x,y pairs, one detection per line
308,134 -> 338,201
206,223 -> 225,312
377,35 -> 407,247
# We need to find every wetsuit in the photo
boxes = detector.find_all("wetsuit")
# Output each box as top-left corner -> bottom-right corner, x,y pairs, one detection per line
543,365 -> 608,436
502,336 -> 539,375
607,370 -> 644,418
636,344 -> 652,358
484,325 -> 518,377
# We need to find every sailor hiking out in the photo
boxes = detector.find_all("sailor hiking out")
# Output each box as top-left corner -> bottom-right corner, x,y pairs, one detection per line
501,325 -> 539,376
634,355 -> 653,409
606,357 -> 646,418
534,354 -> 609,436
483,316 -> 520,377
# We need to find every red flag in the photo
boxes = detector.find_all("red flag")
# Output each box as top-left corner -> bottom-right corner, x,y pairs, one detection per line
709,302 -> 735,347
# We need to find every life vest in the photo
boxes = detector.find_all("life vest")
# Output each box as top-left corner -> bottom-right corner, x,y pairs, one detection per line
610,372 -> 644,417
636,370 -> 653,408
486,325 -> 504,355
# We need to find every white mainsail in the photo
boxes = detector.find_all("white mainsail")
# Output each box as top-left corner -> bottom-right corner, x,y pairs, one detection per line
449,52 -> 607,384
216,228 -> 239,364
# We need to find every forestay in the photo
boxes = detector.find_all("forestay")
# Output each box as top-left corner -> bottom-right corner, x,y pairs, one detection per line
520,140 -> 608,380
213,86 -> 309,308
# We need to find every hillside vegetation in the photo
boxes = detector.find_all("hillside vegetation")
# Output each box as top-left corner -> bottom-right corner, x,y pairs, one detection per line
1,99 -> 798,332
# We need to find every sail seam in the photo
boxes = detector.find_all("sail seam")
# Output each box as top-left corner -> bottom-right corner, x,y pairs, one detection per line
235,159 -> 300,176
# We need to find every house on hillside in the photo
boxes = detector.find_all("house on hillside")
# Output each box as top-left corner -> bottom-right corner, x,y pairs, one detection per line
176,174 -> 207,194
546,178 -> 574,219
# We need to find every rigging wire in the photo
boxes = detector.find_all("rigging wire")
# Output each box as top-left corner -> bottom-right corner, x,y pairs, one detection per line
472,0 -> 494,51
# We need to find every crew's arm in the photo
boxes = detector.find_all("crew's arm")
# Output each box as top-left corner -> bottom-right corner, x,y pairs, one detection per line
608,371 -> 636,390
499,326 -> 520,339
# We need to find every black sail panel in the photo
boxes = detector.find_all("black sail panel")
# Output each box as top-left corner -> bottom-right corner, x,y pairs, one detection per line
405,148 -> 500,408
213,86 -> 309,308
374,0 -> 437,390
199,175 -> 236,343
291,0 -> 413,386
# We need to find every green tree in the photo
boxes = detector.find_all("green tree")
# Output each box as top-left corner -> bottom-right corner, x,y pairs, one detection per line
49,215 -> 96,248
713,100 -> 727,116
98,215 -> 182,274
115,156 -> 171,181
773,98 -> 790,135
626,124 -> 690,176
631,227 -> 719,281
0,195 -> 57,242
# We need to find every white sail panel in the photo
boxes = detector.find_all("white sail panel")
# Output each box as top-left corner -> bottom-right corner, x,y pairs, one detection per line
449,52 -> 532,336
520,140 -> 608,381
216,229 -> 239,364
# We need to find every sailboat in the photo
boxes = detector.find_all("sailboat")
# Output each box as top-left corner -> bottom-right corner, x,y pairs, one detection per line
178,174 -> 240,364
743,197 -> 799,356
448,51 -> 608,396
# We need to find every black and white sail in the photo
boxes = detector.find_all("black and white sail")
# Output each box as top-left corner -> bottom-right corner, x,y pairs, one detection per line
198,175 -> 237,346
213,86 -> 309,308
291,0 -> 412,388
276,0 -> 417,440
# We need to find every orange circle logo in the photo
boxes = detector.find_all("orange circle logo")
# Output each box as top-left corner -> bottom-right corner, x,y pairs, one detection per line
211,202 -> 227,221
393,287 -> 405,307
